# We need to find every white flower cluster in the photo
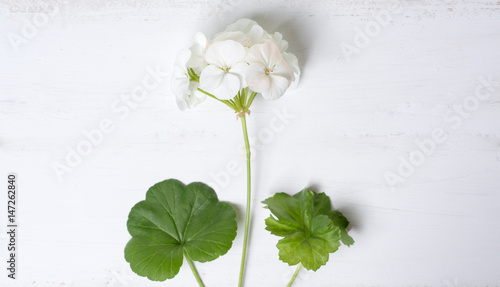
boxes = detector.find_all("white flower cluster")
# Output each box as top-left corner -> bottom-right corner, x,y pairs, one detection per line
172,19 -> 300,110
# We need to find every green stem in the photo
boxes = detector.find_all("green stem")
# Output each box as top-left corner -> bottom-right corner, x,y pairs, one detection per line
197,87 -> 219,101
238,113 -> 252,287
245,92 -> 258,109
197,88 -> 236,110
184,250 -> 205,287
287,263 -> 302,287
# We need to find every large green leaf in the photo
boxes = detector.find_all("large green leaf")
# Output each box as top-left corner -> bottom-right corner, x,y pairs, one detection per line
125,179 -> 237,281
263,189 -> 354,271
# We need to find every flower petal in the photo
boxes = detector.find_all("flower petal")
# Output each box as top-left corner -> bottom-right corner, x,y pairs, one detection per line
247,41 -> 283,68
205,40 -> 246,68
246,63 -> 270,93
171,71 -> 189,96
186,82 -> 206,108
175,94 -> 189,111
272,32 -> 289,52
200,65 -> 243,100
199,65 -> 225,93
194,32 -> 208,48
223,18 -> 271,46
215,72 -> 242,100
261,74 -> 290,100
271,59 -> 292,82
225,18 -> 260,34
171,49 -> 191,96
212,31 -> 250,47
247,24 -> 267,45
175,82 -> 206,110
230,62 -> 249,87
283,51 -> 300,88
188,33 -> 208,73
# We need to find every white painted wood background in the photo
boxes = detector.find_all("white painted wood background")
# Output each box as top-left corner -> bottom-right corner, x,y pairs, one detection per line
1,0 -> 499,286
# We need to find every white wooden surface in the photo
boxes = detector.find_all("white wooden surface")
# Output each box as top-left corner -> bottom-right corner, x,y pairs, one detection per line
1,0 -> 500,286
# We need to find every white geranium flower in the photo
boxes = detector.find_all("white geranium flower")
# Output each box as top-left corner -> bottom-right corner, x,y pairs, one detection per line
199,40 -> 248,100
215,19 -> 300,88
213,18 -> 271,48
246,41 -> 293,100
172,19 -> 300,110
171,49 -> 206,110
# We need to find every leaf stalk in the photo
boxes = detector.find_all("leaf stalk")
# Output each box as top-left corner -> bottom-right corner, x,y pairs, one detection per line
287,263 -> 302,287
184,250 -> 205,287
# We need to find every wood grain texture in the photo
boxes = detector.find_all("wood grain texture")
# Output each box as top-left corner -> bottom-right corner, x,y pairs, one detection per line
1,0 -> 499,286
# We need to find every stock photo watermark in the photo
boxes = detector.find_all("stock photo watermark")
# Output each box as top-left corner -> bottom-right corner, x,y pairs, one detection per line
385,74 -> 498,190
7,4 -> 59,54
51,65 -> 168,182
6,173 -> 18,280
207,106 -> 297,191
339,1 -> 402,62
339,0 -> 459,62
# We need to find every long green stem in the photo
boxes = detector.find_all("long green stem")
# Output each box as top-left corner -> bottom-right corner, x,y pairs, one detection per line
238,113 -> 252,287
287,263 -> 302,287
184,250 -> 205,287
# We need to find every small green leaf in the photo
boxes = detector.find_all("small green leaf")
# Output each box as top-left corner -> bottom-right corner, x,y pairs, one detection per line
125,179 -> 237,281
263,189 -> 354,271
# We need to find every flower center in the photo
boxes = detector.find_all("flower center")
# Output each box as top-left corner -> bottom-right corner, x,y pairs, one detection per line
265,68 -> 273,75
220,67 -> 231,73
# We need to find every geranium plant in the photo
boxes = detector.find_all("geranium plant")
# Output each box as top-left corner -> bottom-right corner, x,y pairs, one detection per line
172,18 -> 299,286
124,19 -> 353,287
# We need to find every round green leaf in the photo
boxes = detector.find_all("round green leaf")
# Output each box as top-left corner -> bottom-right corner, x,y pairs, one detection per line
125,179 -> 237,281
263,189 -> 354,271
